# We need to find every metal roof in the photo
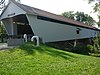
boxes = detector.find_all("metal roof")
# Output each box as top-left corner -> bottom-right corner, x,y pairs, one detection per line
2,0 -> 100,30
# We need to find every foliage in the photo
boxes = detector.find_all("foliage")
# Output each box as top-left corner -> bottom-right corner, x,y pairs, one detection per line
97,22 -> 100,26
70,35 -> 100,56
87,0 -> 100,12
0,43 -> 100,75
71,35 -> 100,56
75,11 -> 96,25
62,11 -> 75,20
0,22 -> 6,34
0,22 -> 7,43
88,35 -> 100,55
62,11 -> 96,26
0,0 -> 6,11
69,44 -> 100,57
86,0 -> 100,25
71,45 -> 90,55
97,16 -> 100,26
87,44 -> 100,56
47,37 -> 100,57
75,12 -> 86,22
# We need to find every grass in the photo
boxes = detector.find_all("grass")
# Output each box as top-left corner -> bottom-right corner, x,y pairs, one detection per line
0,43 -> 100,75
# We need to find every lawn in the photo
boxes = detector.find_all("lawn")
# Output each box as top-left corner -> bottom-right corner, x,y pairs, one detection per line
0,43 -> 100,75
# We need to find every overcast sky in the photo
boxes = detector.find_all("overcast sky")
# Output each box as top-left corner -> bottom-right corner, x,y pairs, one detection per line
5,0 -> 99,21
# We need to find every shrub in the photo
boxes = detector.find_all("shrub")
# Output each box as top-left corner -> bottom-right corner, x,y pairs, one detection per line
71,45 -> 89,55
87,44 -> 100,57
87,44 -> 94,53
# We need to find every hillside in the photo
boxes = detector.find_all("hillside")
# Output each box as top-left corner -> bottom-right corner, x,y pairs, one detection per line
0,43 -> 100,75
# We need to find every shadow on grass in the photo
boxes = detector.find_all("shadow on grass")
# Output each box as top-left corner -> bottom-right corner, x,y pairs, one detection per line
43,47 -> 75,59
19,43 -> 75,59
19,43 -> 36,55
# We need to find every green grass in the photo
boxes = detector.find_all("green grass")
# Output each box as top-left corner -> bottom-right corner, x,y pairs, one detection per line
0,43 -> 100,75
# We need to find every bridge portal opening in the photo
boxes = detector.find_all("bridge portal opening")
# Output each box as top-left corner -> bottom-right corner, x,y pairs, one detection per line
13,14 -> 34,35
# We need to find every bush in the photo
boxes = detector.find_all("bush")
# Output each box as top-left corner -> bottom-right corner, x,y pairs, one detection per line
68,44 -> 100,56
87,44 -> 94,53
0,34 -> 8,43
87,44 -> 100,57
71,45 -> 89,55
46,36 -> 100,57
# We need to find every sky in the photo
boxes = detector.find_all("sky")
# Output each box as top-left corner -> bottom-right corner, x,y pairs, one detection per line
5,0 -> 99,22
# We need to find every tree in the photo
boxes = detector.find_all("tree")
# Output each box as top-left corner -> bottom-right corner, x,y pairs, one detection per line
0,0 -> 5,11
0,22 -> 6,42
61,11 -> 96,26
0,22 -> 6,34
75,12 -> 86,22
87,0 -> 100,12
97,16 -> 100,26
62,11 -> 75,20
86,0 -> 100,26
76,11 -> 96,25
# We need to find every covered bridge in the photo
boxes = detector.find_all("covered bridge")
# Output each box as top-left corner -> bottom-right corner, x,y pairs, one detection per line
0,0 -> 99,44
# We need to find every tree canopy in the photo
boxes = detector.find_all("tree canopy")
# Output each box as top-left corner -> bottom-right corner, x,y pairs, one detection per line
87,0 -> 100,12
62,11 -> 75,20
0,0 -> 5,10
62,11 -> 96,26
86,0 -> 100,26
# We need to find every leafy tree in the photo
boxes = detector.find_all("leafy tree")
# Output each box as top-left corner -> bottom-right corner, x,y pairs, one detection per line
75,12 -> 96,26
85,15 -> 96,26
97,16 -> 100,26
62,11 -> 96,26
97,20 -> 100,26
75,12 -> 86,22
86,0 -> 100,12
62,11 -> 75,20
86,0 -> 100,26
0,0 -> 5,11
0,22 -> 4,34
0,22 -> 6,42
